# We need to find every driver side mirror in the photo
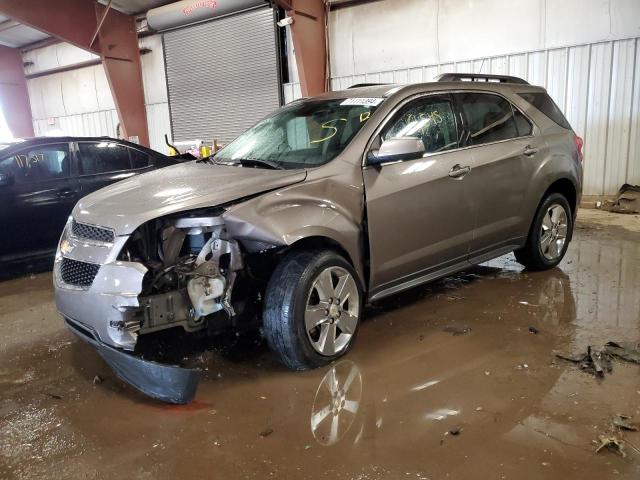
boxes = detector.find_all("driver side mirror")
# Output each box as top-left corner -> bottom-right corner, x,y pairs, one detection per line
0,172 -> 14,187
367,137 -> 426,165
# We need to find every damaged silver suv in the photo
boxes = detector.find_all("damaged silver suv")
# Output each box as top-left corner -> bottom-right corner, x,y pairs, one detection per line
55,74 -> 583,402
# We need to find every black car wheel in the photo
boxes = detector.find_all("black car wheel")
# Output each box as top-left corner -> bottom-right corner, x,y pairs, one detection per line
514,192 -> 573,270
263,249 -> 362,370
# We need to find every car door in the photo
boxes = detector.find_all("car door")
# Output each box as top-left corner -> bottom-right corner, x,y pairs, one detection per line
0,142 -> 79,261
453,92 -> 541,262
76,140 -> 139,195
363,93 -> 475,298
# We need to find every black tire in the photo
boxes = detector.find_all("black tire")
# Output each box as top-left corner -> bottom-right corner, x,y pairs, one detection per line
514,192 -> 573,270
263,249 -> 362,370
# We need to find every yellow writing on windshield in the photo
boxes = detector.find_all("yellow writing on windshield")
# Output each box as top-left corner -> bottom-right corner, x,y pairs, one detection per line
310,118 -> 347,144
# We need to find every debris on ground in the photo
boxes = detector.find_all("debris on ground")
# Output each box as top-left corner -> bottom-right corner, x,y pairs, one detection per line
612,414 -> 639,432
601,184 -> 640,214
556,341 -> 640,377
92,375 -> 103,385
448,427 -> 461,436
528,326 -> 539,335
259,428 -> 274,437
556,346 -> 611,377
603,341 -> 640,364
519,301 -> 540,307
443,325 -> 472,336
596,435 -> 626,457
43,392 -> 62,400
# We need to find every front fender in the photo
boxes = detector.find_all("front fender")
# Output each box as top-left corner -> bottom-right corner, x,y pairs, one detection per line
222,179 -> 365,284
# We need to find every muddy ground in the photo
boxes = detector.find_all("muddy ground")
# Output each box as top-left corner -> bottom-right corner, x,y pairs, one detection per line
1,210 -> 639,480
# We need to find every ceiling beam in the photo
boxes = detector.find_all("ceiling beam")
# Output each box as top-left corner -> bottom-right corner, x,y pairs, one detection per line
0,0 -> 149,146
0,0 -> 103,53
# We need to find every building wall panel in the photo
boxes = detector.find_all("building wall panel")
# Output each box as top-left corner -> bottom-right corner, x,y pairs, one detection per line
628,41 -> 640,185
604,39 -> 636,194
318,36 -> 640,195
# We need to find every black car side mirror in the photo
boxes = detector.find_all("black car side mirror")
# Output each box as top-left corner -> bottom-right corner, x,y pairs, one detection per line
0,172 -> 14,187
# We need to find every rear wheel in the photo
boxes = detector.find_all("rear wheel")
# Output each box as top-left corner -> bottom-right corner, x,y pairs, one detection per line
514,193 -> 573,270
263,250 -> 362,370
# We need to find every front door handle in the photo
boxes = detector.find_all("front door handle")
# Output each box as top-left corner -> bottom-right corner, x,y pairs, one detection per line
523,145 -> 539,157
56,188 -> 75,199
448,164 -> 471,179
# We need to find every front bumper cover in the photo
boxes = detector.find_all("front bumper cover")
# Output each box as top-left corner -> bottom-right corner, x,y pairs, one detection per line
55,220 -> 200,403
65,317 -> 200,404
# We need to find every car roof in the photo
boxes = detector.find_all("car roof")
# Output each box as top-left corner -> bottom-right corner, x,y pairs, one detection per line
301,80 -> 546,103
0,136 -> 164,158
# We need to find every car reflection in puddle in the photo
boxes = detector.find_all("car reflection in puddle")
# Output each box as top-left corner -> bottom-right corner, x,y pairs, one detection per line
306,264 -> 578,451
310,360 -> 363,446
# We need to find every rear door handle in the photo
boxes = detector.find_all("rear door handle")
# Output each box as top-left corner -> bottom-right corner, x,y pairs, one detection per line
448,164 -> 471,179
523,145 -> 539,157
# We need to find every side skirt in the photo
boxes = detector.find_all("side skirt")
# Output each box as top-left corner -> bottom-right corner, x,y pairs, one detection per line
367,238 -> 525,303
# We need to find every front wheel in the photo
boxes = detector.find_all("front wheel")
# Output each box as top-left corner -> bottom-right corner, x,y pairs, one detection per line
263,250 -> 362,370
514,192 -> 573,270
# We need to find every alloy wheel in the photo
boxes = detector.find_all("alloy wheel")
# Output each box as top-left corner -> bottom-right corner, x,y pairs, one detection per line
305,266 -> 360,356
540,204 -> 568,260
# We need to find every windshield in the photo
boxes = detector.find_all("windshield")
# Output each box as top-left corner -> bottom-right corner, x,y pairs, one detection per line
214,98 -> 382,169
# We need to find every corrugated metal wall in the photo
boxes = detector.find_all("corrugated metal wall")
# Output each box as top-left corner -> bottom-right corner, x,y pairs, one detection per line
307,37 -> 639,196
25,36 -> 172,153
32,109 -> 119,138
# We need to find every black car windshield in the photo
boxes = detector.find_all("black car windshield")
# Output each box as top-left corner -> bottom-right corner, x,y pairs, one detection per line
214,97 -> 383,169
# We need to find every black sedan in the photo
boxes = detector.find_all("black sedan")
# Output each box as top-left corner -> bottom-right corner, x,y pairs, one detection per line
0,137 -> 179,270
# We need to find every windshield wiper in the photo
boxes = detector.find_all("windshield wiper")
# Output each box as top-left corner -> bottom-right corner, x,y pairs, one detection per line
196,156 -> 215,164
233,158 -> 284,170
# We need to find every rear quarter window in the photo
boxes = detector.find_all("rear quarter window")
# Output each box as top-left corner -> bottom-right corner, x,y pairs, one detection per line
518,92 -> 572,130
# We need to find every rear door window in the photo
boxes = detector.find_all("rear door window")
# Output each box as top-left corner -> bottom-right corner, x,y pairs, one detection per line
381,95 -> 459,154
0,144 -> 70,183
129,148 -> 151,169
456,92 -> 519,146
517,92 -> 572,130
78,142 -> 131,175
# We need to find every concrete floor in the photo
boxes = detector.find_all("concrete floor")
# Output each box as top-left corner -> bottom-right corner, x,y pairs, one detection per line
1,209 -> 639,479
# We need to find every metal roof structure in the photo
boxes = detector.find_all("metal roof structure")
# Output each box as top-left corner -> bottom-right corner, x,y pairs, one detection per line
0,1 -> 176,49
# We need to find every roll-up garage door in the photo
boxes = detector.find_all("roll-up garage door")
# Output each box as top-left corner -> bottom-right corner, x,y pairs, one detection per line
163,7 -> 281,143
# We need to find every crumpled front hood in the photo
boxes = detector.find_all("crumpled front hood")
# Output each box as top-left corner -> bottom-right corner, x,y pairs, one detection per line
73,162 -> 307,235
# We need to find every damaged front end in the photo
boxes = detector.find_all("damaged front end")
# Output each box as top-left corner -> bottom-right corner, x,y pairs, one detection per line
55,209 -> 269,403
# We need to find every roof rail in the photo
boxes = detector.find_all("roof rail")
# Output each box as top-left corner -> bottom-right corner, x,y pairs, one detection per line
436,73 -> 529,85
348,83 -> 389,89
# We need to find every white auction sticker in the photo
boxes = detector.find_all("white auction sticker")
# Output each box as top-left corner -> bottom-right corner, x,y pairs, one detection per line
340,97 -> 384,107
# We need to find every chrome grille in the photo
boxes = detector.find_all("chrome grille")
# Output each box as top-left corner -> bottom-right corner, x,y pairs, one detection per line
71,220 -> 114,243
60,258 -> 100,288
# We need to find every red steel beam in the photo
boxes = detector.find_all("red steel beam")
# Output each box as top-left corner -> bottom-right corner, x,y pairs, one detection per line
0,0 -> 102,54
0,0 -> 149,146
276,0 -> 328,96
94,2 -> 149,146
0,45 -> 34,138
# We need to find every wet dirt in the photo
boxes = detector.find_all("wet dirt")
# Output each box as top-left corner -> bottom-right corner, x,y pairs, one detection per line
1,212 -> 640,479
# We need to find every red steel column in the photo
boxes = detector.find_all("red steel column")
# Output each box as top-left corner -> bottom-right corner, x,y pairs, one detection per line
0,45 -> 34,138
278,0 -> 328,96
0,0 -> 149,146
95,3 -> 149,146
